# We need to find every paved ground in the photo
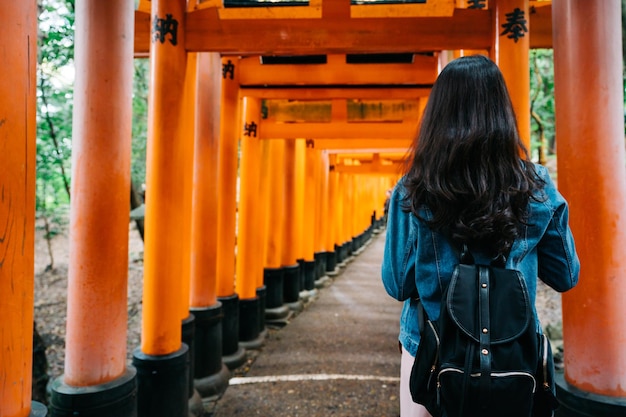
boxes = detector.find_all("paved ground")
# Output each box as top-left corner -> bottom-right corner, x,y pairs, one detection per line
210,229 -> 403,417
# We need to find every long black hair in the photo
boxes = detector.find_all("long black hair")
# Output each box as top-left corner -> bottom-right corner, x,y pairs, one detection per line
403,55 -> 544,255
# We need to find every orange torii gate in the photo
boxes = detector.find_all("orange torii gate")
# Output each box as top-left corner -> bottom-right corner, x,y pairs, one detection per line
2,1 -> 626,417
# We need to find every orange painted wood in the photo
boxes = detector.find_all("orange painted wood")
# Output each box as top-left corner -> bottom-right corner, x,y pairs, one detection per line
216,58 -> 240,298
294,140 -> 307,261
322,0 -> 350,19
134,9 -> 493,55
256,141 -> 270,280
238,54 -> 438,86
326,167 -> 340,253
528,3 -> 552,49
553,0 -> 626,397
282,140 -> 300,266
303,146 -> 318,262
264,140 -> 285,269
178,52 -> 197,320
141,0 -> 187,356
259,121 -> 418,140
64,0 -> 133,386
190,53 -> 222,308
493,0 -> 531,149
0,2 -> 37,414
307,139 -> 411,151
318,152 -> 330,253
135,7 -> 552,56
240,87 -> 431,101
235,97 -> 263,299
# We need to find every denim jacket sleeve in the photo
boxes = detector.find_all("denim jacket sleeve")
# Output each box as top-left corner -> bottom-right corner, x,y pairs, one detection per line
381,181 -> 418,301
535,167 -> 580,292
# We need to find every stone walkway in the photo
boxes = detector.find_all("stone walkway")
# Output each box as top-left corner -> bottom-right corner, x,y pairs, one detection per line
211,230 -> 403,417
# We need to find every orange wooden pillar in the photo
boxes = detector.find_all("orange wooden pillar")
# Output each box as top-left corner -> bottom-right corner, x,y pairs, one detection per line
188,52 -> 230,398
215,57 -> 247,369
294,140 -> 313,294
552,1 -> 626,415
343,172 -> 356,259
0,2 -> 38,416
492,0 -> 531,149
263,139 -> 290,321
335,170 -> 348,266
48,1 -> 137,415
282,139 -> 303,309
312,150 -> 329,282
235,97 -> 263,346
302,142 -> 320,287
325,157 -> 340,275
131,0 -> 190,415
178,50 -> 197,405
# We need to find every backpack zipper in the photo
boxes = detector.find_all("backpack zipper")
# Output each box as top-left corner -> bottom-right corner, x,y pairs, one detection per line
437,368 -> 537,393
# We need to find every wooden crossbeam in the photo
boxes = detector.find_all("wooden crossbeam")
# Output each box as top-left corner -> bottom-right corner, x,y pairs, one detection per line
135,8 -> 492,55
237,54 -> 438,86
240,87 -> 431,100
307,139 -> 411,151
258,121 -> 417,140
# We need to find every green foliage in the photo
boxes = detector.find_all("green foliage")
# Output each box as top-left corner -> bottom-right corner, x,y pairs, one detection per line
529,49 -> 556,163
37,0 -> 75,213
132,59 -> 150,189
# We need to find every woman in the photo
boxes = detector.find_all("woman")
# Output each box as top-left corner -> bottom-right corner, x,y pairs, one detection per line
381,55 -> 580,417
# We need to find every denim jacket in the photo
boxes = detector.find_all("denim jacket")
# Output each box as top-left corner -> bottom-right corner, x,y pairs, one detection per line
381,164 -> 580,357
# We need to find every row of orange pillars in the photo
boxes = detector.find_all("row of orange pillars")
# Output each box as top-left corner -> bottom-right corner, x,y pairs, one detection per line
6,1 -> 397,413
55,126 -> 393,417
53,82 -> 396,417
4,2 -> 626,417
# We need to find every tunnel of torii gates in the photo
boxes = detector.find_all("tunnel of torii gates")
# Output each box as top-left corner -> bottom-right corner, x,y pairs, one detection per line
2,0 -> 626,416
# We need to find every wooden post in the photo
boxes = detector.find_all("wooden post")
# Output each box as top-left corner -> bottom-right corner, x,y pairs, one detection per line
216,57 -> 247,369
51,1 -> 137,414
553,1 -> 626,415
492,0 -> 531,149
325,158 -> 340,274
188,52 -> 230,397
262,139 -> 290,319
235,97 -> 262,345
0,2 -> 37,415
62,0 -> 134,386
282,139 -> 302,307
132,1 -> 190,415
189,52 -> 221,310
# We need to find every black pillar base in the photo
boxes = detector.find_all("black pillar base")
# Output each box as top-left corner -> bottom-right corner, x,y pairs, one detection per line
218,293 -> 245,370
556,373 -> 626,417
132,345 -> 189,417
49,368 -> 137,417
222,345 -> 247,370
190,303 -> 229,397
325,251 -> 338,276
337,243 -> 348,266
256,285 -> 267,333
303,260 -> 316,291
264,267 -> 285,309
194,363 -> 230,399
181,314 -> 196,398
283,263 -> 301,304
31,402 -> 48,417
239,296 -> 263,349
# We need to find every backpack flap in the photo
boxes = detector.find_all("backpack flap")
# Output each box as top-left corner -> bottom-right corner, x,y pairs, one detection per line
447,264 -> 532,343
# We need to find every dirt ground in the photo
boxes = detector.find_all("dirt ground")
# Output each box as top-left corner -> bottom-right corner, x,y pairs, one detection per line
33,219 -> 146,383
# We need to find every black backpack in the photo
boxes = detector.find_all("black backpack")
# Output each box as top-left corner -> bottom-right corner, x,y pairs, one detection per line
409,246 -> 559,417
